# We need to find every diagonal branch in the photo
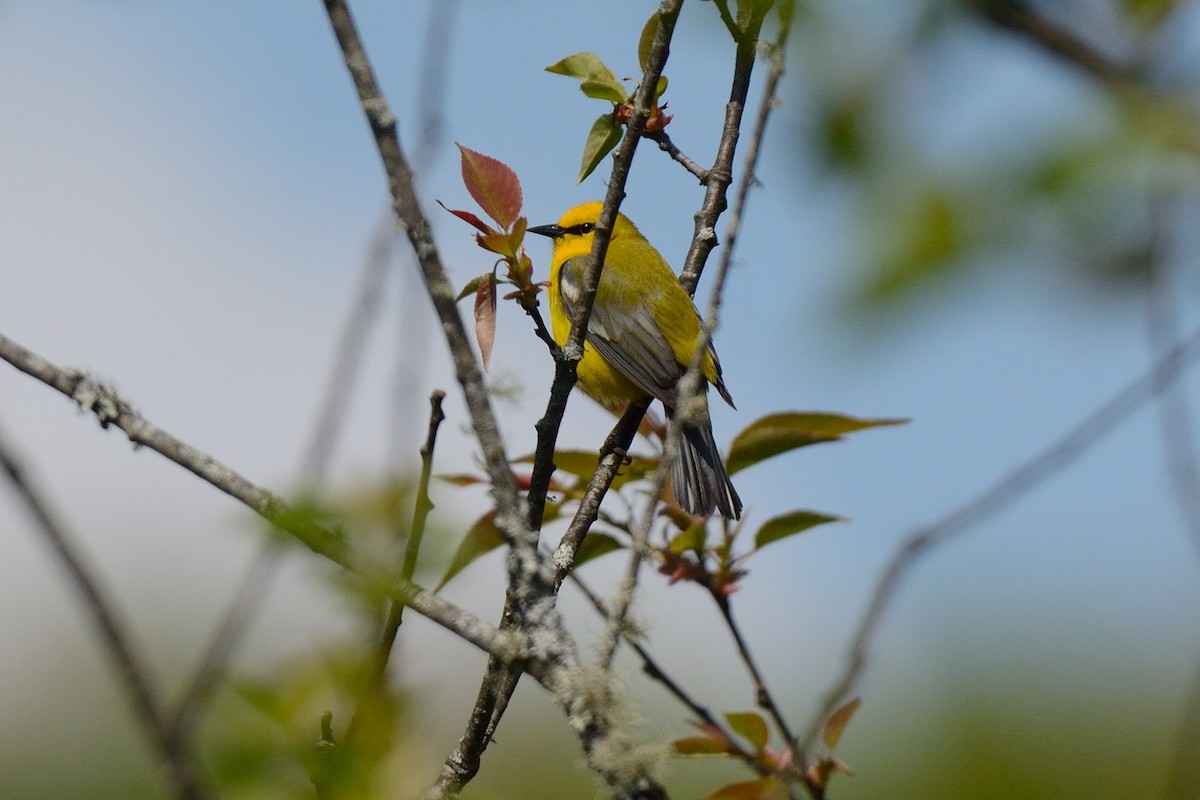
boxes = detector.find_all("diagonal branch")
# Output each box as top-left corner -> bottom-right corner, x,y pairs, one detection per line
802,320 -> 1200,752
321,0 -> 529,550
0,424 -> 205,800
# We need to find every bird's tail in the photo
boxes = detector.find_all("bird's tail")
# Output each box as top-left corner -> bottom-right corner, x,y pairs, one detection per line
667,404 -> 742,520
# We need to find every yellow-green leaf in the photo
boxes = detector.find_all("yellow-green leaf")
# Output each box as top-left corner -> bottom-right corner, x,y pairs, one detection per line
668,522 -> 707,554
754,510 -> 844,550
673,735 -> 733,757
574,532 -> 624,569
578,114 -> 622,183
822,697 -> 861,751
725,711 -> 769,752
727,412 -> 907,475
547,52 -> 626,103
638,11 -> 660,72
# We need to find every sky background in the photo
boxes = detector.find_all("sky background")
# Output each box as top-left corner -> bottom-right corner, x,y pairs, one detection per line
2,1 -> 1200,798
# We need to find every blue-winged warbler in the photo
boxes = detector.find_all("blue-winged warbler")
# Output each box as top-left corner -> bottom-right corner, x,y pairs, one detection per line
529,202 -> 742,519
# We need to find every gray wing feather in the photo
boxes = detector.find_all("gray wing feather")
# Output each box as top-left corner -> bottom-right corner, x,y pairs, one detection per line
559,256 -> 683,406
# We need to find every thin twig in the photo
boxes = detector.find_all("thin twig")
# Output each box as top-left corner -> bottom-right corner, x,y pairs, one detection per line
647,130 -> 709,183
703,6 -> 823,792
168,542 -> 284,742
346,390 -> 446,753
551,402 -> 649,589
678,0 -> 769,295
1143,221 -> 1200,569
0,424 -> 204,800
802,321 -> 1200,752
716,596 -> 795,744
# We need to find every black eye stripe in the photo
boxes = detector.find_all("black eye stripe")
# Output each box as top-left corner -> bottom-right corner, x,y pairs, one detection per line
567,222 -> 595,235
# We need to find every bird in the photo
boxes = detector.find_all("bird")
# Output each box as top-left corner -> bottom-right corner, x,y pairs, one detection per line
528,201 -> 742,519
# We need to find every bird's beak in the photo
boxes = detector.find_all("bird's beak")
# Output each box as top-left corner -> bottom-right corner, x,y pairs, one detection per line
527,223 -> 565,239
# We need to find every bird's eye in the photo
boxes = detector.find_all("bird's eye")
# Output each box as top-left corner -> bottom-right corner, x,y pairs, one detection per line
577,222 -> 595,234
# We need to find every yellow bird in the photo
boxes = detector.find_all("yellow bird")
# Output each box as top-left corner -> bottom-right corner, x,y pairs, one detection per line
529,201 -> 742,519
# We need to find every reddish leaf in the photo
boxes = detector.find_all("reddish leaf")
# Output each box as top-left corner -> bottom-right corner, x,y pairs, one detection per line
725,711 -> 769,752
437,200 -> 495,235
474,274 -> 497,371
457,144 -> 522,228
822,697 -> 861,751
436,473 -> 488,486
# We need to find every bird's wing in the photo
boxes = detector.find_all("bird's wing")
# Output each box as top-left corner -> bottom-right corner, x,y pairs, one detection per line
558,255 -> 682,406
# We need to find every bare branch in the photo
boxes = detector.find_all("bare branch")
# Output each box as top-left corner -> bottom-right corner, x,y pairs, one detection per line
678,0 -> 770,295
0,425 -> 205,800
0,332 -> 524,662
647,130 -> 709,183
321,0 -> 529,548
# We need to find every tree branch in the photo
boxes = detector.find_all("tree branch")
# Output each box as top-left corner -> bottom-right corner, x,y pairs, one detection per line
321,0 -> 529,550
0,425 -> 205,800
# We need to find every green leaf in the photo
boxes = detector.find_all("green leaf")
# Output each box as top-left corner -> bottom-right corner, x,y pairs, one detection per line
668,522 -> 707,554
580,78 -> 629,104
546,52 -> 626,103
754,510 -> 844,550
725,711 -> 769,752
437,510 -> 505,590
456,144 -> 522,228
1121,0 -> 1177,28
578,114 -> 622,183
638,12 -> 660,72
456,275 -> 482,302
822,697 -> 861,751
859,188 -> 965,307
573,532 -> 624,568
701,777 -> 784,800
726,412 -> 907,475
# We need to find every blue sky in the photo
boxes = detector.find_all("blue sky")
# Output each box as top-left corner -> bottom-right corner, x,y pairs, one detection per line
2,1 -> 1199,795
